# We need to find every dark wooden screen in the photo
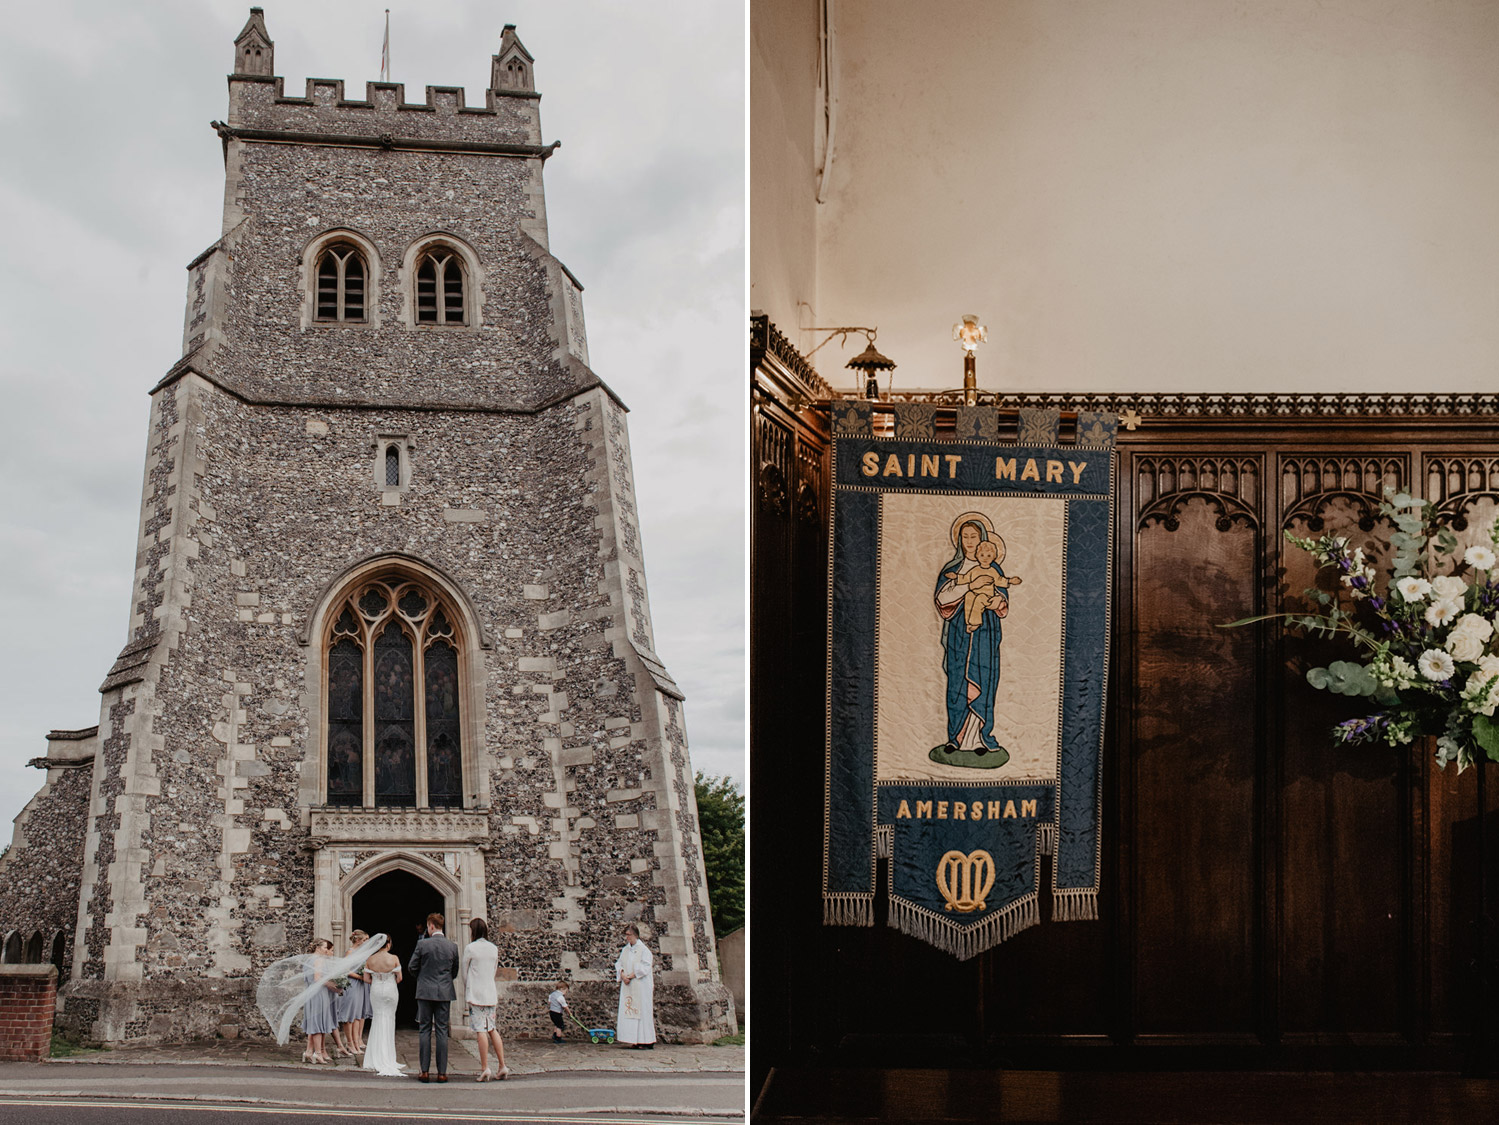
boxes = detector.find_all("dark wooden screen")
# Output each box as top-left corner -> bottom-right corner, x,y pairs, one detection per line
751,318 -> 1499,1089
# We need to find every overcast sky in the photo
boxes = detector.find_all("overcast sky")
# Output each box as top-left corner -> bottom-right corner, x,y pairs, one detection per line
0,1 -> 745,836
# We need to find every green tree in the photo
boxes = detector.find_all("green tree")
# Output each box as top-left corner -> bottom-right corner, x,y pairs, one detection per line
694,772 -> 745,937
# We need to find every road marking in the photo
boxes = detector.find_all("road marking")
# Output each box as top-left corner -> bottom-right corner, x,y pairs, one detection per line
0,1097 -> 743,1122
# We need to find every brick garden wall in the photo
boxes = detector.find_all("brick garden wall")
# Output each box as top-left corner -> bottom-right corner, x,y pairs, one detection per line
0,966 -> 56,1061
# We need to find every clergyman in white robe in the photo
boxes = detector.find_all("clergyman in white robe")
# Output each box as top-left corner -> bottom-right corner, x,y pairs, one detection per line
614,928 -> 656,1046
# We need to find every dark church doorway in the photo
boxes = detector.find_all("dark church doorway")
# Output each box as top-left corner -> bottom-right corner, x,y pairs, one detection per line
351,869 -> 446,1028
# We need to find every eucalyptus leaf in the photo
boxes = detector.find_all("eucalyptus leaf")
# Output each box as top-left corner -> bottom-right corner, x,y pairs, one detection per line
1306,667 -> 1332,690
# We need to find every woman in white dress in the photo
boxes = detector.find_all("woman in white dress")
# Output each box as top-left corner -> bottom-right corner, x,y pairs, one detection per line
614,923 -> 656,1049
361,935 -> 407,1077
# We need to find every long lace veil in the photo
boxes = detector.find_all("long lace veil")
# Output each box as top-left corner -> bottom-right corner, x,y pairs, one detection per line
256,932 -> 389,1045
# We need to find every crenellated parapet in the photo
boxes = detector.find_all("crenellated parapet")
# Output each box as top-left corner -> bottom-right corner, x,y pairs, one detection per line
226,77 -> 547,151
224,9 -> 546,150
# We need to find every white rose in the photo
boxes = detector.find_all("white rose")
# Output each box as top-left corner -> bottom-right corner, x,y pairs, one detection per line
1448,631 -> 1486,662
1479,654 -> 1499,677
1426,600 -> 1462,628
1419,649 -> 1456,682
1465,545 -> 1498,571
1452,613 -> 1495,643
1432,575 -> 1469,602
1396,577 -> 1432,602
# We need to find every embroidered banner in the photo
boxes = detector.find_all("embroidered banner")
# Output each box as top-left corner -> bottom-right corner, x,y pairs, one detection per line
824,403 -> 1116,958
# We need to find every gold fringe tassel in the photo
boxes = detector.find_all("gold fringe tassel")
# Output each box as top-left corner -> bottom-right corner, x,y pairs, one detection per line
823,894 -> 874,926
1051,887 -> 1099,922
1037,822 -> 1057,856
887,894 -> 1040,960
875,825 -> 893,859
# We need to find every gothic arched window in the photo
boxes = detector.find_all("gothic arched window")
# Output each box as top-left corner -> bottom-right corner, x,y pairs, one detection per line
315,242 -> 367,323
323,576 -> 465,808
415,249 -> 466,325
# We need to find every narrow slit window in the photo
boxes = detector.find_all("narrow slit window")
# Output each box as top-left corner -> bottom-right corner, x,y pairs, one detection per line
385,444 -> 401,486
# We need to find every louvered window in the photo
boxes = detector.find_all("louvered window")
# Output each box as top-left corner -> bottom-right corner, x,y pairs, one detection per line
415,250 -> 466,325
315,244 -> 367,323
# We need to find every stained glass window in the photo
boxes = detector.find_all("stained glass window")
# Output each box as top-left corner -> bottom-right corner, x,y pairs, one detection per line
359,587 -> 388,618
426,641 -> 462,808
326,638 -> 363,806
372,623 -> 416,806
325,577 -> 465,810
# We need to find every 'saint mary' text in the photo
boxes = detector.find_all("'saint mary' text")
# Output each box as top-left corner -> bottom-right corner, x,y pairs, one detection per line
859,453 -> 1089,484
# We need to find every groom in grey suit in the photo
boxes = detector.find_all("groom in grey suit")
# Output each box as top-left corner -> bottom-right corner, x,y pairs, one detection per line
408,912 -> 460,1082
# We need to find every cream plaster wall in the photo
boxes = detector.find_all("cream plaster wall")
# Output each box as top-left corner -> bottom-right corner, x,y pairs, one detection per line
750,0 -> 821,350
760,0 -> 1499,395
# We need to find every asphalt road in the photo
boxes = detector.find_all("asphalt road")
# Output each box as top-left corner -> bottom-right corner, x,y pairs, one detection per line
0,1063 -> 746,1122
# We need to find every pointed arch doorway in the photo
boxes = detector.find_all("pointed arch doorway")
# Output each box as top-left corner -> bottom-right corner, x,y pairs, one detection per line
352,869 -> 445,1027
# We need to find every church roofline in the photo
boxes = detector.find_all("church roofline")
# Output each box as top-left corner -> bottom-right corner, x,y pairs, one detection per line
46,728 -> 98,742
150,357 -> 630,416
211,119 -> 558,160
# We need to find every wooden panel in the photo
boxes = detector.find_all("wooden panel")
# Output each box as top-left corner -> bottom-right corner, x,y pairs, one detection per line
749,344 -> 1499,1082
1132,490 -> 1261,1034
1277,472 -> 1408,1037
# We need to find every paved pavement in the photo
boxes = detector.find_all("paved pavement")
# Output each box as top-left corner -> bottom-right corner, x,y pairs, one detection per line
0,1031 -> 747,1119
44,1028 -> 744,1076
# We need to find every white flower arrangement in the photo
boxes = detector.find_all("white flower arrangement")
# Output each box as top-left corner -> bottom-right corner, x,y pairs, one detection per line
1228,488 -> 1499,771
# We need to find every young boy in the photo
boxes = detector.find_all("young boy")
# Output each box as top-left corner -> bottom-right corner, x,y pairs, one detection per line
547,980 -> 570,1042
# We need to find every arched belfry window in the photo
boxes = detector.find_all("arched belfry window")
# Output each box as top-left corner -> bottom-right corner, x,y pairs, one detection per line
415,249 -> 466,325
323,575 -> 465,808
315,243 -> 367,323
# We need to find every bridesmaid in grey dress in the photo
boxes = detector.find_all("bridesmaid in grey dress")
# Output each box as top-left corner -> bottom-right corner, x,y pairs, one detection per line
338,931 -> 371,1057
301,938 -> 339,1064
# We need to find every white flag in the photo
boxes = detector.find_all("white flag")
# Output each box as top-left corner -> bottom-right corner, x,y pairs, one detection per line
380,10 -> 390,81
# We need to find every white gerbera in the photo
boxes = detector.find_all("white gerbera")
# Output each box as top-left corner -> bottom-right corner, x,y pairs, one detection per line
1396,577 -> 1432,603
1425,600 -> 1461,628
1432,575 -> 1469,602
1419,649 -> 1456,682
1465,545 -> 1498,571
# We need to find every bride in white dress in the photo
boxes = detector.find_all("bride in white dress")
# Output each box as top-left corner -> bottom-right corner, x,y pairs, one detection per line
362,937 -> 407,1077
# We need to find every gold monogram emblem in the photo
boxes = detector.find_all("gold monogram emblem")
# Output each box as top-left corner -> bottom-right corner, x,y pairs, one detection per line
935,849 -> 996,913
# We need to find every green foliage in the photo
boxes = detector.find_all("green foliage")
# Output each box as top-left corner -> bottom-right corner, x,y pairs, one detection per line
1383,490 -> 1432,578
694,772 -> 745,937
1306,661 -> 1380,697
1475,715 -> 1499,763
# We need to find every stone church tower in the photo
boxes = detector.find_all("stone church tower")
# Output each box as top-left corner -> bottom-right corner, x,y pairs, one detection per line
0,8 -> 733,1044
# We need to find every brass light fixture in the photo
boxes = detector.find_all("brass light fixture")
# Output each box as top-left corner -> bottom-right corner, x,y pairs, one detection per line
806,326 -> 896,400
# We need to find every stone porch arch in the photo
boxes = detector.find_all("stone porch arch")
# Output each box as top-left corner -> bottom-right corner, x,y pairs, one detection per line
309,838 -> 491,1011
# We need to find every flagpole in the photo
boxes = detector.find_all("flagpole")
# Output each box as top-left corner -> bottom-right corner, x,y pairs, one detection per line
380,9 -> 390,82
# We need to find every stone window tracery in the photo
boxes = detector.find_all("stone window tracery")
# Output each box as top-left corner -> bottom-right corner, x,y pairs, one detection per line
314,242 -> 367,322
415,249 -> 466,325
323,576 -> 465,808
